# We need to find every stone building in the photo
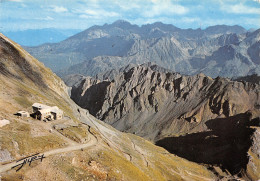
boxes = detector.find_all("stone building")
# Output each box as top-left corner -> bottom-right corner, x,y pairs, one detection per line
32,103 -> 63,121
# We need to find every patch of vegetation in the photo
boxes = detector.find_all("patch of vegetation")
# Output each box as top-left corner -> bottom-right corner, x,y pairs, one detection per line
57,125 -> 89,143
96,149 -> 150,181
54,154 -> 97,181
112,133 -> 142,160
1,173 -> 24,181
127,133 -> 216,180
0,122 -> 66,157
14,96 -> 32,108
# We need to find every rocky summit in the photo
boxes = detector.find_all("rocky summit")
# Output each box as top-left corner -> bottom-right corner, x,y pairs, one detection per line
26,20 -> 259,78
67,63 -> 260,178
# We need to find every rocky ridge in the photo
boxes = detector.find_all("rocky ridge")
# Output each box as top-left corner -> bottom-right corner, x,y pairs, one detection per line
69,63 -> 260,140
68,63 -> 260,178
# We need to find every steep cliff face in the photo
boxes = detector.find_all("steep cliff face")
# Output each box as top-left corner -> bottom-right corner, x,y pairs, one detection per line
70,64 -> 260,141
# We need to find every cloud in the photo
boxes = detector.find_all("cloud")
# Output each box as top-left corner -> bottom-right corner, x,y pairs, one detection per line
180,17 -> 201,24
79,9 -> 119,19
142,0 -> 188,17
1,0 -> 260,31
241,17 -> 260,25
0,0 -> 22,2
50,6 -> 68,13
79,14 -> 92,19
25,16 -> 54,21
221,3 -> 260,14
113,0 -> 141,10
43,16 -> 54,21
230,4 -> 260,14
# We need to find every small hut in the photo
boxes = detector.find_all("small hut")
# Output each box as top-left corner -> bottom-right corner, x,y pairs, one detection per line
15,111 -> 30,118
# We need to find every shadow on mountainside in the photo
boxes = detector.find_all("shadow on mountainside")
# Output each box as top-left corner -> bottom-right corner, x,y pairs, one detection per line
71,81 -> 111,116
0,36 -> 48,88
156,113 -> 258,175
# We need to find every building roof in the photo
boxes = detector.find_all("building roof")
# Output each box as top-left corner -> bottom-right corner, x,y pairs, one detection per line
32,103 -> 63,115
32,103 -> 50,109
50,106 -> 63,114
17,111 -> 29,114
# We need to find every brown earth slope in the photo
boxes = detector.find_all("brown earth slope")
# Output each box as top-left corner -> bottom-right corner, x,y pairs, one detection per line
0,34 -> 220,180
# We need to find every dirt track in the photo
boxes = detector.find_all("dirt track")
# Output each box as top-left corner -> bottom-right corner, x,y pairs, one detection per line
0,123 -> 98,174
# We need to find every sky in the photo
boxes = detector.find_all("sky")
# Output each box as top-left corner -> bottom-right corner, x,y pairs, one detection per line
0,0 -> 259,32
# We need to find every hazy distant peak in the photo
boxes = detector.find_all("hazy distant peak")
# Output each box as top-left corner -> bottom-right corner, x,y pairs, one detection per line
245,28 -> 260,43
111,20 -> 133,28
250,28 -> 260,36
205,25 -> 246,35
141,22 -> 179,31
248,28 -> 257,32
112,19 -> 131,24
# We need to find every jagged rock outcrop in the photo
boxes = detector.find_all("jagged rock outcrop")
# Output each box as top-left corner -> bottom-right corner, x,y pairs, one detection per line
70,63 -> 260,141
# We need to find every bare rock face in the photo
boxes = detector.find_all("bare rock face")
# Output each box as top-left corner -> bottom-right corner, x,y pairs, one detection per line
69,63 -> 260,177
245,116 -> 260,180
70,64 -> 260,141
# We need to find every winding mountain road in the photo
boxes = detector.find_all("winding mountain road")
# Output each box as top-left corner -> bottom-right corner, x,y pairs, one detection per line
0,126 -> 98,173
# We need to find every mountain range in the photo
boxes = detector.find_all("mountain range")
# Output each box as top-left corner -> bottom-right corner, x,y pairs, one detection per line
25,20 -> 260,78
